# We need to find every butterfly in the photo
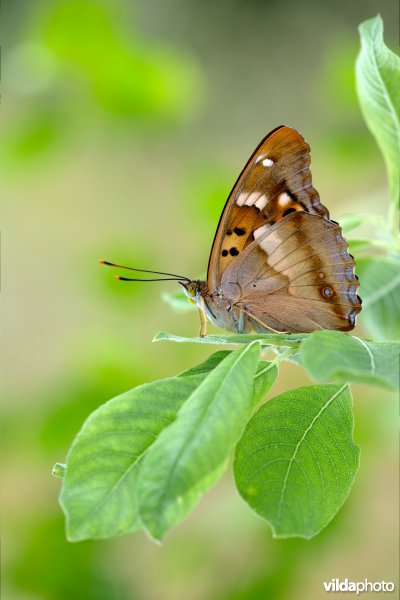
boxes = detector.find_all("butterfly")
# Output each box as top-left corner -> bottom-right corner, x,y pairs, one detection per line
101,126 -> 362,336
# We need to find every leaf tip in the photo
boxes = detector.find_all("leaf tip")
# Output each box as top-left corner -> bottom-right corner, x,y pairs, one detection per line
52,463 -> 66,479
152,331 -> 165,342
143,526 -> 164,545
358,14 -> 383,40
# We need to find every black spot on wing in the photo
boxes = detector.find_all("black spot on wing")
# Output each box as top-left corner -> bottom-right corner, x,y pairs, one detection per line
234,227 -> 246,236
283,208 -> 297,217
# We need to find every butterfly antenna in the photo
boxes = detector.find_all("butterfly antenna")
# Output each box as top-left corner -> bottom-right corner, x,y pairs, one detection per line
99,260 -> 190,282
114,276 -> 188,282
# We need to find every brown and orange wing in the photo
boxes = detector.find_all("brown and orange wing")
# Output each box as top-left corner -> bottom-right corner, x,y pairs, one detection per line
220,211 -> 361,333
207,126 -> 329,290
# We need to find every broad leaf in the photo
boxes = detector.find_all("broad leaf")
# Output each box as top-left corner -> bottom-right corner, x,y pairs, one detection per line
60,373 -> 207,541
154,331 -> 306,348
356,256 -> 400,340
356,16 -> 400,206
137,343 -> 261,541
234,384 -> 359,538
300,331 -> 399,390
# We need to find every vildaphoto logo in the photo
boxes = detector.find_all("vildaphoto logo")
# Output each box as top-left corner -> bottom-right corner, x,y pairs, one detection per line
323,579 -> 395,594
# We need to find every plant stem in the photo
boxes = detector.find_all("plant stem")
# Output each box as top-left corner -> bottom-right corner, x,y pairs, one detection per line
387,203 -> 400,245
255,347 -> 297,379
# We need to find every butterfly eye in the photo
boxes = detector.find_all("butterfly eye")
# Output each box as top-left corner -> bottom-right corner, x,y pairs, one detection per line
188,283 -> 197,297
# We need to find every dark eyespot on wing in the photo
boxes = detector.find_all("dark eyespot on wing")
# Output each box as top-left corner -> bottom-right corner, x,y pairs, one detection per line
322,286 -> 333,298
230,247 -> 239,256
222,249 -> 228,257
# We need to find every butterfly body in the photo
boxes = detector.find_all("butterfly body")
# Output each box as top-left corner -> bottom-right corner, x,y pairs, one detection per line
182,280 -> 250,333
183,126 -> 361,335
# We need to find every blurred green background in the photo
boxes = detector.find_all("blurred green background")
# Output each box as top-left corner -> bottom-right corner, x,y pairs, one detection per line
2,1 -> 399,598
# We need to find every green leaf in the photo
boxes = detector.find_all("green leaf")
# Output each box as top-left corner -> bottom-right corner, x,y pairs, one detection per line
356,256 -> 400,340
253,360 -> 279,407
58,347 -> 277,542
137,343 -> 261,541
181,350 -> 277,406
340,212 -> 391,236
356,16 -> 400,207
273,347 -> 303,366
234,384 -> 359,538
300,331 -> 399,390
52,463 -> 66,479
348,239 -> 375,255
60,373 -> 207,541
153,331 -> 306,348
348,238 -> 397,255
178,350 -> 231,377
340,213 -> 372,234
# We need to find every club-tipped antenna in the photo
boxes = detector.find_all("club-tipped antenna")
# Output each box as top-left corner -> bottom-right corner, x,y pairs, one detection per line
99,259 -> 190,282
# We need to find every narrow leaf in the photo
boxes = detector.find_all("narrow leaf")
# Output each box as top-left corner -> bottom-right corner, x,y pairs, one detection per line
253,360 -> 278,407
153,331 -> 306,348
234,384 -> 359,538
137,343 -> 261,541
356,256 -> 400,340
60,374 -> 207,541
180,350 -> 278,406
356,15 -> 400,206
300,330 -> 399,390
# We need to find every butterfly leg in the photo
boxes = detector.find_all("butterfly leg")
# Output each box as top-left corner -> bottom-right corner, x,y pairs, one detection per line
197,296 -> 208,337
241,307 -> 289,334
237,310 -> 246,334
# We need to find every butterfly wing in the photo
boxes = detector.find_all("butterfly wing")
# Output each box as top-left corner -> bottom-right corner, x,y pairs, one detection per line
220,211 -> 361,333
207,126 -> 329,290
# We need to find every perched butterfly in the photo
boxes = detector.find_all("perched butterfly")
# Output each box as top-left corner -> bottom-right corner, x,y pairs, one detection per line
101,126 -> 362,336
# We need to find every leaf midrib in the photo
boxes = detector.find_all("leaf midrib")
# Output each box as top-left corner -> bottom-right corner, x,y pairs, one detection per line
276,384 -> 348,529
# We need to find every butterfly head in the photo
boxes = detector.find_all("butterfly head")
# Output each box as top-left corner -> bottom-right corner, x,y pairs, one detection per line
180,280 -> 206,305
